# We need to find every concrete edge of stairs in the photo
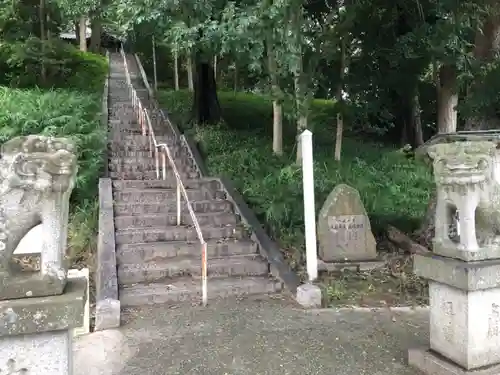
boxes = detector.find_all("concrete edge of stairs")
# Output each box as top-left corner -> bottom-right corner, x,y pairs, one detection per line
95,54 -> 120,332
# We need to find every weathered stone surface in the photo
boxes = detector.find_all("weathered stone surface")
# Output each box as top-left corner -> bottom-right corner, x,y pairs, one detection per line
409,136 -> 500,375
95,178 -> 120,331
317,184 -> 377,262
0,330 -> 72,375
428,140 -> 500,261
0,135 -> 78,300
427,281 -> 500,370
414,252 -> 500,291
0,277 -> 86,337
409,347 -> 500,375
296,283 -> 322,308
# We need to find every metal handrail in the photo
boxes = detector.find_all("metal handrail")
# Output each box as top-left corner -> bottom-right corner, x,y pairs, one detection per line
118,47 -> 208,306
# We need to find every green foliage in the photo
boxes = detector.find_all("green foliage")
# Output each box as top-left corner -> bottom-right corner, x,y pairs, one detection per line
0,43 -> 107,267
0,87 -> 105,206
0,38 -> 107,91
159,89 -> 433,259
0,46 -> 107,208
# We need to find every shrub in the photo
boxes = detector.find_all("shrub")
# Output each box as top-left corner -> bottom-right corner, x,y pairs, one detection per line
0,38 -> 108,92
0,87 -> 105,206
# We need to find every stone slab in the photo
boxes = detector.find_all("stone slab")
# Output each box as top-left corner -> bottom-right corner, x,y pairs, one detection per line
433,240 -> 500,262
317,258 -> 386,272
95,299 -> 121,331
414,253 -> 500,291
317,184 -> 377,262
295,283 -> 322,308
0,270 -> 67,301
409,347 -> 500,375
0,277 -> 86,337
69,268 -> 90,337
95,178 -> 120,331
0,329 -> 71,375
12,228 -> 90,337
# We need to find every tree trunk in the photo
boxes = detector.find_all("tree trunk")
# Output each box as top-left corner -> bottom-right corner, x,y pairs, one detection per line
191,60 -> 222,125
464,15 -> 500,130
267,40 -> 283,156
412,91 -> 424,147
187,52 -> 194,91
292,6 -> 308,163
46,12 -> 51,41
152,36 -> 158,91
79,16 -> 87,52
334,36 -> 346,161
437,64 -> 458,133
90,14 -> 102,53
74,22 -> 80,44
39,0 -> 46,85
173,48 -> 180,91
214,55 -> 218,81
234,62 -> 238,92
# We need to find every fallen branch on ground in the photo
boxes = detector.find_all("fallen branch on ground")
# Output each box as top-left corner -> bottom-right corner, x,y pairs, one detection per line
386,225 -> 431,254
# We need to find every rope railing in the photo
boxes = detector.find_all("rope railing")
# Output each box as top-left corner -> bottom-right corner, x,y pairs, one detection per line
119,47 -> 208,306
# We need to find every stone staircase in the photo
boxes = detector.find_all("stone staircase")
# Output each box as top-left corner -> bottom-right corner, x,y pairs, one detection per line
107,52 -> 282,307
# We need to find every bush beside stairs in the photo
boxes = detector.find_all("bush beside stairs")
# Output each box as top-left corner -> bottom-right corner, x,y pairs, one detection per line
107,52 -> 283,307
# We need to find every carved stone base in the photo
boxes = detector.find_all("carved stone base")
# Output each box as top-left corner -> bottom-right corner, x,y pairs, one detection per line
408,347 -> 500,375
0,269 -> 67,301
317,258 -> 386,272
433,239 -> 500,262
0,278 -> 86,375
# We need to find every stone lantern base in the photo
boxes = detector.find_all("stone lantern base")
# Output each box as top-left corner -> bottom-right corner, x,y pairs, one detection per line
0,278 -> 87,375
408,253 -> 500,375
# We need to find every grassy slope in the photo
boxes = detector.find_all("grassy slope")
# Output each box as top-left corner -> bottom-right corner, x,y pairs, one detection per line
0,46 -> 108,266
158,89 -> 432,306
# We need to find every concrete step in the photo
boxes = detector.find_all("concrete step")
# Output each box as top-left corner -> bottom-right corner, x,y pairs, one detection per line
108,156 -> 192,169
116,238 -> 257,265
114,212 -> 238,230
108,170 -> 199,180
115,224 -> 244,245
112,178 -> 222,191
108,150 -> 164,158
108,138 -> 180,152
113,199 -> 234,215
119,276 -> 282,307
113,188 -> 214,204
118,254 -> 268,285
108,162 -> 195,174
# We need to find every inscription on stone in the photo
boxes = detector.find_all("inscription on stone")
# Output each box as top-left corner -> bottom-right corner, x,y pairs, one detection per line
442,301 -> 455,343
317,184 -> 377,262
328,215 -> 366,246
488,303 -> 500,338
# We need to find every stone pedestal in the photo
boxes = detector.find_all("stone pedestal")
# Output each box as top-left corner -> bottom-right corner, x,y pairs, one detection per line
0,278 -> 87,375
409,136 -> 500,375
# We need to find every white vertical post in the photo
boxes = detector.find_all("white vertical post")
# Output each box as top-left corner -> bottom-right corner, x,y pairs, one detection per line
300,129 -> 318,282
161,151 -> 167,180
201,241 -> 208,306
176,180 -> 181,225
155,147 -> 159,179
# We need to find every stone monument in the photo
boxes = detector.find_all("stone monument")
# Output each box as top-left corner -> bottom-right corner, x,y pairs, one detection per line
317,184 -> 382,271
409,132 -> 500,375
0,135 -> 86,375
